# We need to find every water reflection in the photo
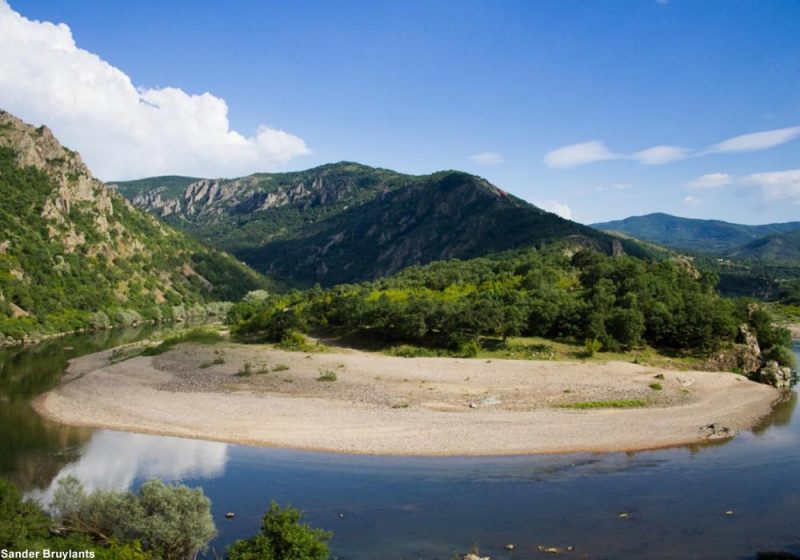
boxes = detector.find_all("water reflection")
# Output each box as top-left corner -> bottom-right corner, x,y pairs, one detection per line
30,431 -> 228,505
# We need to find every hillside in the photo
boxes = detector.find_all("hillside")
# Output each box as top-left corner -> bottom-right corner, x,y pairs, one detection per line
593,213 -> 800,254
0,110 -> 270,341
113,164 -> 651,286
726,230 -> 800,261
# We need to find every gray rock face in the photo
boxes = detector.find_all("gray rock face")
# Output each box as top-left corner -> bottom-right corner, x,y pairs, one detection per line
756,360 -> 794,389
707,324 -> 762,375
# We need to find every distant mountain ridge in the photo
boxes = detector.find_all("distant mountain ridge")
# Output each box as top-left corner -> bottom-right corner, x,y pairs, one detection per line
593,213 -> 800,258
113,164 -> 652,286
0,110 -> 269,340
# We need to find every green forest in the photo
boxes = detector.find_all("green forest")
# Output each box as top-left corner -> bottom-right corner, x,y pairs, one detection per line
229,245 -> 796,368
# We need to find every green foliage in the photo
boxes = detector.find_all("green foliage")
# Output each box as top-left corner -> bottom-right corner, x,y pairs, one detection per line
763,345 -> 798,369
52,476 -> 216,560
0,478 -> 49,548
229,247 -> 783,357
142,328 -> 223,356
0,135 -> 269,342
316,370 -> 337,382
226,501 -> 331,560
583,337 -> 601,357
649,383 -> 663,391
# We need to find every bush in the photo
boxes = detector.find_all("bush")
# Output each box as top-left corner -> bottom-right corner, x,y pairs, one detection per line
0,478 -> 49,548
583,337 -> 601,357
52,476 -> 216,560
763,345 -> 798,369
227,502 -> 331,560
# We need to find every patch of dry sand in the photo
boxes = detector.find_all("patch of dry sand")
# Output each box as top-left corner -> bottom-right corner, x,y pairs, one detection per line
34,342 -> 781,455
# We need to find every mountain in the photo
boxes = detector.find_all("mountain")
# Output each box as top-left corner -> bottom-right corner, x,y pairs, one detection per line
726,230 -> 800,261
0,110 -> 270,341
593,213 -> 800,255
112,164 -> 650,286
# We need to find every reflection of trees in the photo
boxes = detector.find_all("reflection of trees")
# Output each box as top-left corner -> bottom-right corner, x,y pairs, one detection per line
0,401 -> 92,491
0,325 -> 154,492
752,391 -> 798,436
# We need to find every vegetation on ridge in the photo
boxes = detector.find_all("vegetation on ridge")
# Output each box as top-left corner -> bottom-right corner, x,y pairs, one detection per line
0,111 -> 272,343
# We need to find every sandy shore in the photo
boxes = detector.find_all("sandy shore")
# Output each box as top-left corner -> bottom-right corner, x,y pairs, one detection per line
34,342 -> 781,456
787,323 -> 800,341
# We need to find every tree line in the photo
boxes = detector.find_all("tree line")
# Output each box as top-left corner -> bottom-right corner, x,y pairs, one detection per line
229,247 -> 796,367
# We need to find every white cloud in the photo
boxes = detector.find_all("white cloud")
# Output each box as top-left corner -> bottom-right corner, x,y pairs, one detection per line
535,199 -> 573,220
741,169 -> 800,204
543,141 -> 619,169
683,195 -> 701,206
633,145 -> 688,165
545,126 -> 799,170
706,126 -> 800,154
470,151 -> 504,165
688,172 -> 733,189
0,1 -> 310,179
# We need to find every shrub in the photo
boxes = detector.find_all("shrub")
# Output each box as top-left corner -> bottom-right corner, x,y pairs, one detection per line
52,476 -> 216,560
317,370 -> 337,382
227,502 -> 331,560
583,337 -> 601,357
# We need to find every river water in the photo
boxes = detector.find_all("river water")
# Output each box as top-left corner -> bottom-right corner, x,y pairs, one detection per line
1,330 -> 799,559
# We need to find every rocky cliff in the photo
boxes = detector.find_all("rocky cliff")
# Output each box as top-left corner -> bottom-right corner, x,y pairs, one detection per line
114,164 -> 652,286
0,110 -> 269,341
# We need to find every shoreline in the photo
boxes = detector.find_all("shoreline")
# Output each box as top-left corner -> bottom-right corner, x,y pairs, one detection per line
34,342 -> 782,456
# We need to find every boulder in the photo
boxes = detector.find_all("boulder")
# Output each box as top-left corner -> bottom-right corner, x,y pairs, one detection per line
755,361 -> 794,389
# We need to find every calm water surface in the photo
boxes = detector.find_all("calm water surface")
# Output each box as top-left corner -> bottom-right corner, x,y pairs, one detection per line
2,332 -> 799,559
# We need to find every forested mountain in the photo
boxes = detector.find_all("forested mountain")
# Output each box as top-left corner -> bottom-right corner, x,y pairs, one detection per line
0,110 -> 270,341
113,164 -> 653,286
594,213 -> 800,255
727,230 -> 800,261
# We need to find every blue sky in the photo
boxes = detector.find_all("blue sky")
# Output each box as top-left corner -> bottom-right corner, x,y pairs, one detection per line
1,0 -> 798,224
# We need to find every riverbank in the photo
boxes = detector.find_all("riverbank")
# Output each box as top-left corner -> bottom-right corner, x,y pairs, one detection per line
35,342 -> 781,456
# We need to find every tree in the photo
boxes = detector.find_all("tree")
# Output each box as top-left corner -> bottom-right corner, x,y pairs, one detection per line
52,476 -> 216,560
227,502 -> 331,560
0,478 -> 49,549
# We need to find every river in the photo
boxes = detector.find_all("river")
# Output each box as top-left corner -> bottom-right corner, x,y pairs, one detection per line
1,330 -> 799,559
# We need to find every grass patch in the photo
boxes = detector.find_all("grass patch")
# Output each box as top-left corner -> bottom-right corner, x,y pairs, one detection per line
236,363 -> 253,377
559,399 -> 646,409
142,328 -> 224,356
649,383 -> 663,391
391,401 -> 409,409
316,370 -> 337,382
199,356 -> 226,369
273,364 -> 289,372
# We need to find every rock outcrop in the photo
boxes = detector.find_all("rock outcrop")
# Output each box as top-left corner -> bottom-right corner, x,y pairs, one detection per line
0,109 -> 268,341
112,163 -> 649,286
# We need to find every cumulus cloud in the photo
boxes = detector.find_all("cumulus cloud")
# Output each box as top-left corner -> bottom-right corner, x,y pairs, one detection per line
543,141 -> 619,169
535,199 -> 573,220
741,169 -> 800,204
706,126 -> 800,154
688,172 -> 733,189
633,145 -> 688,165
0,1 -> 310,179
470,151 -> 504,165
683,195 -> 701,206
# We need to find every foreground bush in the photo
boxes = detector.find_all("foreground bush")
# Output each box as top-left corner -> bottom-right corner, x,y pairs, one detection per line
227,501 -> 332,560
